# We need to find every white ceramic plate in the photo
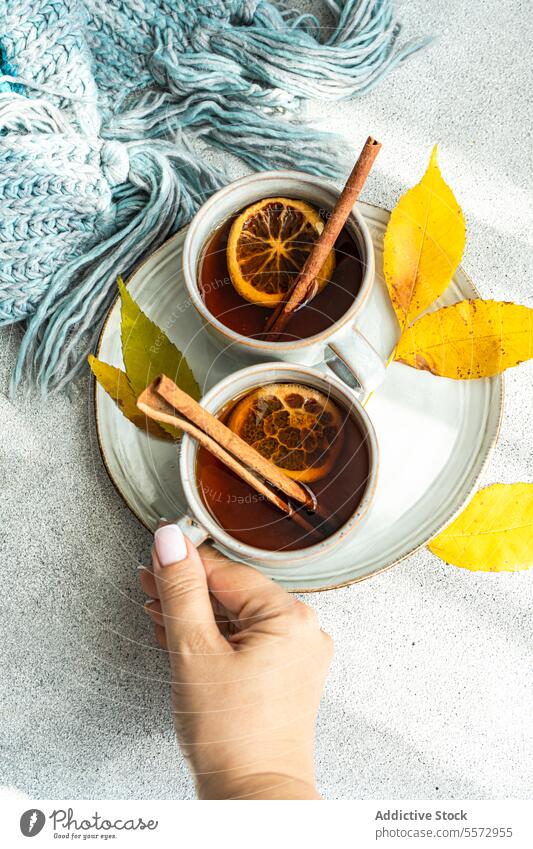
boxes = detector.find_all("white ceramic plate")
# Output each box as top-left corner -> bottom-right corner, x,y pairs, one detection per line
94,202 -> 503,591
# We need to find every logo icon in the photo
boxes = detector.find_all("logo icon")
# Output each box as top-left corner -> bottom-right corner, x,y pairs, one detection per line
20,810 -> 46,837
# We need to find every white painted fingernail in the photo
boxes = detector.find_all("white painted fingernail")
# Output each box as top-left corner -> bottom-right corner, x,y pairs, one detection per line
144,598 -> 155,608
154,524 -> 187,567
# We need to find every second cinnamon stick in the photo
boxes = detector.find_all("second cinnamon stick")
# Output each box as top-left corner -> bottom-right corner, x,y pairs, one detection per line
264,136 -> 381,341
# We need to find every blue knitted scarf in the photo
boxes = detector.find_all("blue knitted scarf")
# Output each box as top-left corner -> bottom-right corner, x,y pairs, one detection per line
0,0 -> 430,393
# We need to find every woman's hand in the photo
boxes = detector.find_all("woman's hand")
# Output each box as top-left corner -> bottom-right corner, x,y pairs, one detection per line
139,523 -> 333,800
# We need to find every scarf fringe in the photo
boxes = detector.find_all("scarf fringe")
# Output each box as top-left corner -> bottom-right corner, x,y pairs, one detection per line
10,139 -> 225,394
199,0 -> 432,100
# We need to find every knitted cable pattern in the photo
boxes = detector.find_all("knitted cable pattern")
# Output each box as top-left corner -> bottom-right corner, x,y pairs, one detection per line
0,0 -> 431,393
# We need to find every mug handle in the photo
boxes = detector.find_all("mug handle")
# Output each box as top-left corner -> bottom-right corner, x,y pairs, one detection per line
325,323 -> 386,400
175,513 -> 210,546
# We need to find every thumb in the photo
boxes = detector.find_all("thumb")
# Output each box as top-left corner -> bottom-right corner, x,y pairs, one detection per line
153,524 -> 224,654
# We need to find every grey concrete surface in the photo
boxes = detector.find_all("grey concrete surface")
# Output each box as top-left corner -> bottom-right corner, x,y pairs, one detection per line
1,0 -> 532,799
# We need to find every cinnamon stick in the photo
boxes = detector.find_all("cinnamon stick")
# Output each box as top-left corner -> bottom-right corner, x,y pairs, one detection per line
264,136 -> 381,341
153,374 -> 316,511
137,384 -> 321,539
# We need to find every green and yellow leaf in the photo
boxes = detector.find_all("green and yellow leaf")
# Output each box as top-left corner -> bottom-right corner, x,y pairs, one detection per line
384,146 -> 466,330
428,483 -> 533,571
118,277 -> 200,437
395,299 -> 533,378
119,276 -> 200,400
88,356 -> 170,440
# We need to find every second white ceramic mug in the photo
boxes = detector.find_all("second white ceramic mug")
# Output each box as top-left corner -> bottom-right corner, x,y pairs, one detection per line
183,170 -> 386,397
176,361 -> 379,570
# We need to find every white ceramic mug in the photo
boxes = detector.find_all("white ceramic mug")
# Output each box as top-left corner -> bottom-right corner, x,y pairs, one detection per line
176,361 -> 379,569
183,170 -> 386,397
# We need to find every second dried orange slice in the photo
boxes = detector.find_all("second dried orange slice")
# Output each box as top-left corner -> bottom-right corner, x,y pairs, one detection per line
227,383 -> 344,483
226,197 -> 336,307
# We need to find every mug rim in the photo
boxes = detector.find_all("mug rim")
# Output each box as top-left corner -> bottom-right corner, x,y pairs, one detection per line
182,169 -> 375,352
178,362 -> 379,564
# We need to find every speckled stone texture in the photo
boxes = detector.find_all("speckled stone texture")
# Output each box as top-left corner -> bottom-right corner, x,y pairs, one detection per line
1,0 -> 531,800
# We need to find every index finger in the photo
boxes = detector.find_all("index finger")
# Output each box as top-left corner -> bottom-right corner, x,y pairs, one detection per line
198,543 -> 295,626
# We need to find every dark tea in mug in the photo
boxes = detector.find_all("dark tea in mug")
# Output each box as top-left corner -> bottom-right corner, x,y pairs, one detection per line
198,197 -> 364,342
196,381 -> 370,551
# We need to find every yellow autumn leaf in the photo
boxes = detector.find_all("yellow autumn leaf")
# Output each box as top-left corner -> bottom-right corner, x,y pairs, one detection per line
395,299 -> 533,378
428,483 -> 533,571
383,146 -> 466,330
88,356 -> 171,440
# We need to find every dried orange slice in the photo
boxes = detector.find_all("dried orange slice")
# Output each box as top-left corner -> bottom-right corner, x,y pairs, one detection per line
227,383 -> 344,483
226,197 -> 336,307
